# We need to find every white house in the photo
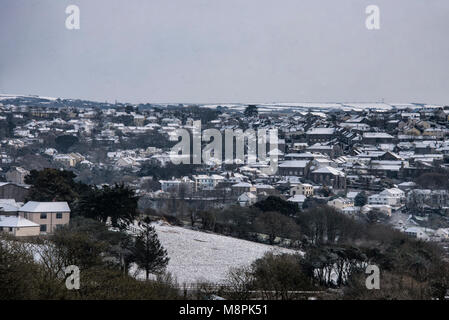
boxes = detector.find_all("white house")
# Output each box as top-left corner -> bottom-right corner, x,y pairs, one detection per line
238,192 -> 258,207
435,228 -> 449,240
368,188 -> 405,207
327,197 -> 354,211
160,176 -> 194,193
362,204 -> 392,216
19,201 -> 70,234
287,194 -> 306,206
160,179 -> 182,193
404,227 -> 430,240
290,183 -> 314,197
192,175 -> 215,191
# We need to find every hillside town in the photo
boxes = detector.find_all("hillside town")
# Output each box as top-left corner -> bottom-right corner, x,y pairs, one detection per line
3,0 -> 449,307
1,95 -> 449,249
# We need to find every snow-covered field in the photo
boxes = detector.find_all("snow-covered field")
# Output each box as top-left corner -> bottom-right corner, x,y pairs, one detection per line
0,93 -> 57,101
133,223 -> 298,285
5,221 -> 298,286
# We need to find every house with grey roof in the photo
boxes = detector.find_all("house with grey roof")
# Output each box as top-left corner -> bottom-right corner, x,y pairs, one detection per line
306,127 -> 336,143
0,215 -> 40,237
310,166 -> 346,190
19,201 -> 70,234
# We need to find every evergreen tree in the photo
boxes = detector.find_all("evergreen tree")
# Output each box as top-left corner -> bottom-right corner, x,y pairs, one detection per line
25,168 -> 88,204
354,191 -> 368,207
253,196 -> 300,216
74,183 -> 139,229
132,218 -> 169,280
55,135 -> 79,153
244,105 -> 258,117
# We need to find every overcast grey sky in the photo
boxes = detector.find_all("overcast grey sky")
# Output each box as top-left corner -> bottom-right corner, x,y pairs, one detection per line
0,0 -> 448,104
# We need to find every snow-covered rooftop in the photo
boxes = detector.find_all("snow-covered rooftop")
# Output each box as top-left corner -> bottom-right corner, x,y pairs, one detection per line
0,215 -> 39,228
19,201 -> 70,213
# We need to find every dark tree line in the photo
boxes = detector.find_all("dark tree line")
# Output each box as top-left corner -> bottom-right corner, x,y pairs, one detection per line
25,169 -> 139,229
0,216 -> 175,300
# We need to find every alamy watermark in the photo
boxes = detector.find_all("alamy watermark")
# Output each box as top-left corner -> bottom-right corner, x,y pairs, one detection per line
365,265 -> 380,290
65,265 -> 80,290
169,120 -> 279,175
366,5 -> 380,30
65,5 -> 80,30
64,5 -> 380,31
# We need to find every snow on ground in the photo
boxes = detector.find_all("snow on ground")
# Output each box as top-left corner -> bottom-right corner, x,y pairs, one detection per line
3,222 -> 298,286
133,223 -> 298,285
0,94 -> 57,101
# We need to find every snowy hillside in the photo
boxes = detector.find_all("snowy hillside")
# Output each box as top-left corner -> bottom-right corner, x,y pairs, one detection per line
133,223 -> 298,285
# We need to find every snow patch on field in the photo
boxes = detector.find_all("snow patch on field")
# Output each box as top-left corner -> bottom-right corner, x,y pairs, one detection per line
133,223 -> 298,285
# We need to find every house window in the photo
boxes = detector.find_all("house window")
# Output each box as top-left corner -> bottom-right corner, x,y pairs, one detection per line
40,213 -> 47,219
56,213 -> 63,219
40,225 -> 47,232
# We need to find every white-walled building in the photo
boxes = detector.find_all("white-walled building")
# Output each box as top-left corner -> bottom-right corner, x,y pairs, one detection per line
290,183 -> 314,197
238,192 -> 258,207
368,188 -> 405,207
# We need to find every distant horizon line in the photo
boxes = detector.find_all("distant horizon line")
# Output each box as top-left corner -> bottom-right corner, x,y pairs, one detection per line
0,93 -> 446,107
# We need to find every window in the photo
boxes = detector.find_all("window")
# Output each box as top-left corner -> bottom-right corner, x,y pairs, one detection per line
40,213 -> 47,219
40,225 -> 47,232
56,213 -> 63,219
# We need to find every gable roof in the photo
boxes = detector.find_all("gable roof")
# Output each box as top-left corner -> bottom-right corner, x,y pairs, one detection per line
312,166 -> 345,177
238,192 -> 257,201
279,160 -> 309,168
19,201 -> 70,213
363,132 -> 394,139
0,203 -> 20,212
288,195 -> 306,203
232,182 -> 252,188
306,128 -> 335,135
0,215 -> 39,228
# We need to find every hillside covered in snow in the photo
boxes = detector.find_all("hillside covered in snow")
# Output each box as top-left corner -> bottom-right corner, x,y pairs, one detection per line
133,223 -> 298,285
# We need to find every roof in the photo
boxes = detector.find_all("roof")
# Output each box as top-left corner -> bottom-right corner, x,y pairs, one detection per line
254,184 -> 274,189
405,227 -> 426,233
312,166 -> 345,177
0,203 -> 20,212
306,128 -> 335,135
19,201 -> 71,213
363,132 -> 394,139
0,182 -> 30,188
288,195 -> 306,203
232,182 -> 252,188
380,188 -> 404,195
0,215 -> 39,228
279,160 -> 309,168
0,199 -> 18,206
346,191 -> 360,199
398,181 -> 417,187
238,192 -> 257,200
